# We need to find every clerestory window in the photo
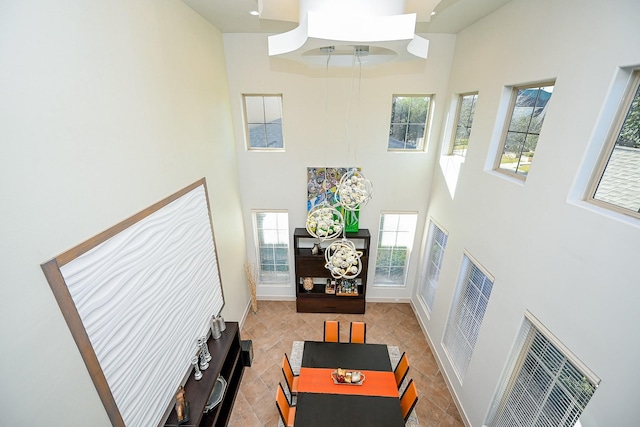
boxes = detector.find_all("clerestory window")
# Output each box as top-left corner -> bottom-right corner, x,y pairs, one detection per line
388,95 -> 432,151
589,70 -> 640,218
496,82 -> 554,179
243,94 -> 284,150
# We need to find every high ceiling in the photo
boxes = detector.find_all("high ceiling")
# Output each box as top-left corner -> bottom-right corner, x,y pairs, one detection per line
182,0 -> 512,35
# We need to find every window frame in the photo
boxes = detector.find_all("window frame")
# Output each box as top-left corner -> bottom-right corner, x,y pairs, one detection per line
450,92 -> 479,157
494,81 -> 555,180
417,219 -> 448,313
373,211 -> 418,287
487,311 -> 600,427
242,94 -> 285,151
587,70 -> 640,219
387,94 -> 433,152
252,210 -> 290,284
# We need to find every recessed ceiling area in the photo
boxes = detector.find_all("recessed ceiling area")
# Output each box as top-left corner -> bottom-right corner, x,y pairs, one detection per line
181,0 -> 513,35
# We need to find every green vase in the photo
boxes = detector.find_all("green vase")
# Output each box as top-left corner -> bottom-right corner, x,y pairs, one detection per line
343,208 -> 359,233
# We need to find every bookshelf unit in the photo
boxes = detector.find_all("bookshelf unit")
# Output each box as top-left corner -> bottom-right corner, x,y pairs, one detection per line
293,228 -> 370,314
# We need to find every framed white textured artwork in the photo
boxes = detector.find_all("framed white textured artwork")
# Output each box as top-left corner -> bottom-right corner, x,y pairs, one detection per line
41,178 -> 224,427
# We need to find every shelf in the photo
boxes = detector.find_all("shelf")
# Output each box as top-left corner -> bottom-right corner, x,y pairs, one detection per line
298,290 -> 364,299
335,292 -> 360,297
296,248 -> 323,257
298,283 -> 330,295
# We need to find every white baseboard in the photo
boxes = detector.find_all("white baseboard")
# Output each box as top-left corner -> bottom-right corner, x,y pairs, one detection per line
238,300 -> 251,330
409,299 -> 471,427
365,296 -> 412,303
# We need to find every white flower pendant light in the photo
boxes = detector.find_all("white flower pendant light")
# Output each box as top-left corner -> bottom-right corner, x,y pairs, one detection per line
324,238 -> 363,279
336,168 -> 372,211
306,201 -> 344,241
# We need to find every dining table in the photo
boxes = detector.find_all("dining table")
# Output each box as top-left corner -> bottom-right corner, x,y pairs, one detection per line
293,341 -> 405,426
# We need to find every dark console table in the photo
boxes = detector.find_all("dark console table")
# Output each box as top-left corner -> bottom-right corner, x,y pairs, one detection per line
164,322 -> 244,427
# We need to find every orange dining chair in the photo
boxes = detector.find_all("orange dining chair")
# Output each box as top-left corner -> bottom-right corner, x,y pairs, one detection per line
281,353 -> 299,396
400,378 -> 419,422
276,382 -> 296,427
349,321 -> 366,344
324,320 -> 340,342
394,351 -> 410,389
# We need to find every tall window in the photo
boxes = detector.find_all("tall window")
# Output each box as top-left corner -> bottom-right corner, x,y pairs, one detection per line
451,93 -> 478,157
496,82 -> 554,178
488,312 -> 599,427
374,212 -> 418,286
590,70 -> 640,218
253,211 -> 289,282
388,95 -> 432,151
243,95 -> 284,149
443,253 -> 494,380
418,220 -> 448,312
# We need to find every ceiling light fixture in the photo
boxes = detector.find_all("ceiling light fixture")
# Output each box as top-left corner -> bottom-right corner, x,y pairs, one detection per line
325,238 -> 363,279
306,202 -> 344,241
260,0 -> 429,66
336,169 -> 372,212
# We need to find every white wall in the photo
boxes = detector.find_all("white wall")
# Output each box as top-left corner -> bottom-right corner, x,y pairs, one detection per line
4,0 -> 639,425
0,1 -> 247,425
414,0 -> 640,425
222,33 -> 456,301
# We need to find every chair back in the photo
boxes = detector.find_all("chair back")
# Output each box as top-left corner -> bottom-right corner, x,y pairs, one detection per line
350,321 -> 366,343
400,379 -> 419,422
324,320 -> 340,342
394,351 -> 410,388
276,382 -> 296,427
281,353 -> 296,394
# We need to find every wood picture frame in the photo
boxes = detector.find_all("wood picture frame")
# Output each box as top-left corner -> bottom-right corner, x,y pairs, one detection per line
41,178 -> 225,427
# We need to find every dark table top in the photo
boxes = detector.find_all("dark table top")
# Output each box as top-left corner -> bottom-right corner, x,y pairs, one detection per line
295,341 -> 404,427
294,393 -> 405,427
301,341 -> 393,371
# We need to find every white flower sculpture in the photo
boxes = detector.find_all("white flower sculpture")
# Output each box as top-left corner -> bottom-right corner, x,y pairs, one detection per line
306,202 -> 344,241
337,169 -> 372,212
324,238 -> 363,279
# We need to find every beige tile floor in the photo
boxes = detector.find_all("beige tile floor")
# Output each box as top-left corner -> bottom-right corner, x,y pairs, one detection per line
228,301 -> 464,427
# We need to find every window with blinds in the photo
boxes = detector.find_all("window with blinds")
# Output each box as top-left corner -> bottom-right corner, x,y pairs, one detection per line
443,253 -> 494,380
488,312 -> 599,427
418,220 -> 448,312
